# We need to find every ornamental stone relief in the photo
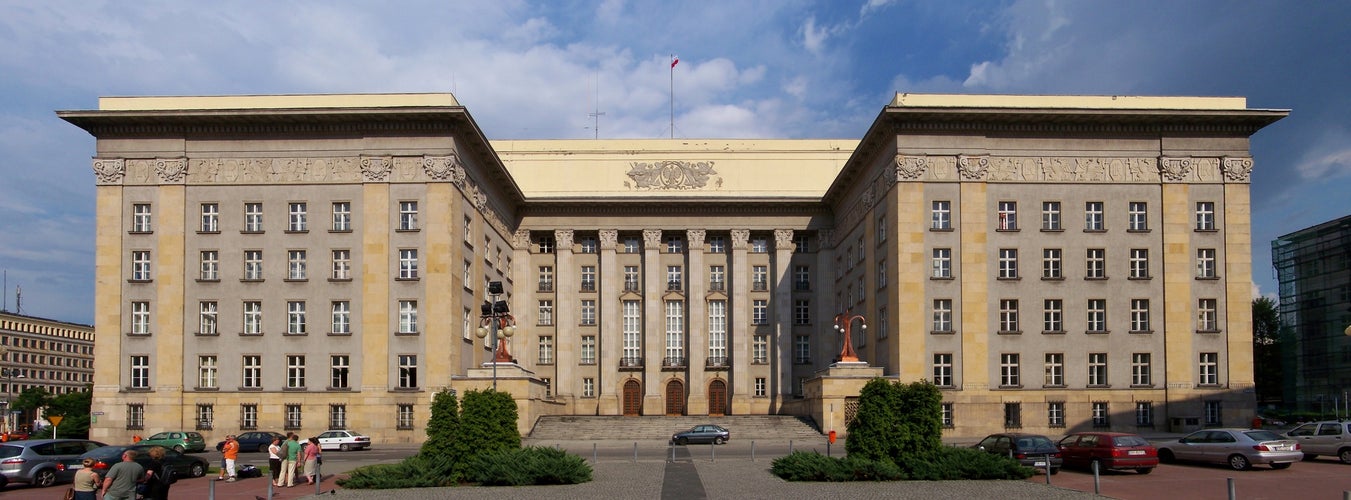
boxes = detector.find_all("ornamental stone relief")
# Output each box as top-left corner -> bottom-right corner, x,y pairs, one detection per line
686,229 -> 706,247
155,158 -> 188,183
1223,157 -> 1254,182
554,229 -> 574,249
422,154 -> 464,182
361,156 -> 392,182
598,229 -> 618,250
774,229 -> 794,250
642,229 -> 663,246
894,155 -> 928,180
91,158 -> 126,185
729,229 -> 750,249
957,155 -> 990,180
513,229 -> 532,248
624,160 -> 720,190
885,155 -> 1236,183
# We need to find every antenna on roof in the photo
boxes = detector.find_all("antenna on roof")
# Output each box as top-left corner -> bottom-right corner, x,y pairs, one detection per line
587,72 -> 605,139
2,269 -> 6,312
13,284 -> 19,314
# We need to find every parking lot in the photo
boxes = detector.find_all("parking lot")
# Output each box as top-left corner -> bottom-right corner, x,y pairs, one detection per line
1034,456 -> 1351,500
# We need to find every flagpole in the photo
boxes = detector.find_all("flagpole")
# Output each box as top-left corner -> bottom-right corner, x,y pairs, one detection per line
669,54 -> 675,139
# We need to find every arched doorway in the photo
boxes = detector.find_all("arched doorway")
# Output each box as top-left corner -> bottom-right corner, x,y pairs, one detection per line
622,379 -> 642,416
708,379 -> 728,416
665,380 -> 686,416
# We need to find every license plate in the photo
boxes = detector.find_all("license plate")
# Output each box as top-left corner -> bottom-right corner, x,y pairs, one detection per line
68,465 -> 83,469
1128,450 -> 1146,455
1033,461 -> 1047,467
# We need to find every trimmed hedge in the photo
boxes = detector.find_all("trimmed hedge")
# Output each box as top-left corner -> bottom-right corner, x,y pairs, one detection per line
468,446 -> 594,486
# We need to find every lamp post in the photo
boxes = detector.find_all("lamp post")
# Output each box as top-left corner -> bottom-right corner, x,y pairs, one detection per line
475,281 -> 517,391
832,310 -> 866,363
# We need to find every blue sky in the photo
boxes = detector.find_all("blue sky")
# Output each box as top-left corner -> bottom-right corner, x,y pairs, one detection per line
0,0 -> 1347,325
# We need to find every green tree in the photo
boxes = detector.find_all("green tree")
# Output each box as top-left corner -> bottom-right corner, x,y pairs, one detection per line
1253,297 -> 1284,405
844,378 -> 905,463
13,387 -> 52,432
45,389 -> 92,438
457,389 -> 520,457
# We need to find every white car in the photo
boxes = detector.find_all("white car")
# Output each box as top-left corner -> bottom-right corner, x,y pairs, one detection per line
1285,421 -> 1351,463
316,430 -> 371,451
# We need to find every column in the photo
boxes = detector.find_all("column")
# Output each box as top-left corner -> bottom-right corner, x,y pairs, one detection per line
642,229 -> 663,412
686,229 -> 708,414
152,179 -> 186,430
729,229 -> 751,413
772,229 -> 794,411
553,230 -> 576,400
597,230 -> 620,414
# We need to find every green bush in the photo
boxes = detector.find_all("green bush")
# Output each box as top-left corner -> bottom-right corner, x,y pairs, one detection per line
467,446 -> 593,486
897,447 -> 1032,480
845,379 -> 944,463
770,451 -> 902,481
458,389 -> 521,459
335,453 -> 460,489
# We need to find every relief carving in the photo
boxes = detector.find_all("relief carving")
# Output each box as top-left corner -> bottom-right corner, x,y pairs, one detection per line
554,230 -> 575,249
817,229 -> 834,249
1223,157 -> 1254,182
598,229 -> 618,250
361,156 -> 392,182
155,158 -> 188,183
894,155 -> 928,180
642,229 -> 663,246
423,154 -> 464,182
774,229 -> 794,250
957,155 -> 989,180
512,229 -> 532,249
1159,157 -> 1194,182
730,229 -> 750,249
686,229 -> 706,248
625,160 -> 718,190
92,158 -> 126,185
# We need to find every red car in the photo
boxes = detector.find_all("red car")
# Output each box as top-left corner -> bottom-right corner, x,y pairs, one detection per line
1058,432 -> 1158,474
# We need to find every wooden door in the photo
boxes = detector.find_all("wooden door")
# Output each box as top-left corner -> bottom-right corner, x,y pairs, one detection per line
665,380 -> 685,416
622,379 -> 641,416
708,379 -> 728,416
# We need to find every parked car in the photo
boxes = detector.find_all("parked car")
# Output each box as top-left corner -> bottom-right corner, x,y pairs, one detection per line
973,433 -> 1062,474
671,424 -> 730,445
1284,420 -> 1351,463
0,439 -> 107,489
1156,428 -> 1301,470
1057,432 -> 1157,474
79,444 -> 209,479
316,430 -> 371,451
138,431 -> 206,453
215,431 -> 287,453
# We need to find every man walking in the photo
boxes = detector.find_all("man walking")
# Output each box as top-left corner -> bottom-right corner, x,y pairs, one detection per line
282,433 -> 302,487
101,449 -> 145,500
221,434 -> 240,481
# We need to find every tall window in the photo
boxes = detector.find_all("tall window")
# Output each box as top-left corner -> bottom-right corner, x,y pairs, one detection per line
624,266 -> 640,291
795,265 -> 811,290
198,356 -> 217,389
537,235 -> 555,253
622,237 -> 639,253
131,301 -> 150,335
1198,299 -> 1219,331
396,404 -> 414,429
398,354 -> 418,388
998,249 -> 1019,279
932,248 -> 952,278
1199,352 -> 1219,385
1042,201 -> 1061,230
755,378 -> 767,397
399,201 -> 418,230
288,202 -> 307,232
244,250 -> 263,280
664,301 -> 684,364
794,335 -> 810,364
1088,353 -> 1108,386
1044,353 -> 1064,387
199,301 -> 218,335
242,301 -> 262,335
932,299 -> 953,332
285,405 -> 302,430
1130,299 -> 1150,332
240,404 -> 258,430
398,249 -> 419,280
1004,402 -> 1022,428
1043,299 -> 1063,333
127,404 -> 145,430
580,266 -> 596,291
794,299 -> 811,325
941,403 -> 954,428
244,202 -> 263,232
398,300 -> 418,334
1092,402 -> 1110,427
200,251 -> 219,280
331,202 -> 351,231
1000,353 -> 1020,387
1195,202 -> 1216,230
286,355 -> 306,388
622,300 -> 641,363
709,300 -> 727,364
580,300 -> 596,325
1135,402 -> 1154,426
794,234 -> 811,253
752,266 -> 768,291
876,213 -> 886,242
242,355 -> 261,389
750,237 -> 768,253
876,260 -> 886,289
1129,249 -> 1150,278
130,355 -> 150,389
999,299 -> 1019,333
753,335 -> 768,363
933,353 -> 953,387
331,249 -> 351,280
665,235 -> 683,253
996,201 -> 1018,230
752,299 -> 768,325
197,404 -> 215,431
1085,201 -> 1104,231
1132,353 -> 1152,386
329,404 -> 347,430
709,265 -> 726,291
1204,401 -> 1222,425
580,336 -> 596,364
708,236 -> 725,253
288,250 -> 307,280
1086,248 -> 1106,279
579,236 -> 597,253
538,266 -> 554,291
287,301 -> 307,335
132,203 -> 152,232
200,203 -> 219,232
1042,248 -> 1062,279
1197,248 -> 1217,278
582,378 -> 595,397
1087,299 -> 1107,332
667,265 -> 683,290
1128,202 -> 1149,231
1048,402 -> 1065,427
537,300 -> 553,326
931,200 -> 952,229
331,355 -> 349,389
131,250 -> 152,281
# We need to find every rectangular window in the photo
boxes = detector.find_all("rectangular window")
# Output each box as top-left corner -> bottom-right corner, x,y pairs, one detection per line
998,249 -> 1019,279
755,377 -> 767,397
794,234 -> 811,253
1042,201 -> 1061,230
332,202 -> 351,231
708,300 -> 727,365
580,300 -> 596,325
794,299 -> 811,325
288,250 -> 307,280
1000,353 -> 1020,387
1004,402 -> 1022,429
240,404 -> 258,430
667,265 -> 683,291
199,301 -> 218,335
708,236 -> 725,253
1085,201 -> 1104,231
1132,353 -> 1152,386
877,260 -> 886,289
1044,353 -> 1064,387
623,237 -> 639,253
579,236 -> 597,253
580,266 -> 596,291
131,250 -> 152,281
997,201 -> 1018,230
752,265 -> 768,291
287,301 -> 307,335
622,300 -> 641,364
244,250 -> 263,280
201,203 -> 219,232
131,301 -> 150,334
665,301 -> 684,365
244,202 -> 263,232
462,216 -> 472,241
624,266 -> 640,291
933,353 -> 953,387
242,355 -> 261,389
285,405 -> 302,430
1088,353 -> 1108,386
580,335 -> 596,365
1135,402 -> 1154,426
709,265 -> 726,291
397,404 -> 415,429
130,355 -> 150,389
1196,202 -> 1216,230
197,355 -> 217,389
795,265 -> 811,291
1092,402 -> 1110,427
1086,248 -> 1106,279
999,299 -> 1019,333
1197,248 -> 1217,278
537,300 -> 554,326
537,235 -> 555,253
242,301 -> 262,335
329,405 -> 347,430
127,404 -> 145,430
794,335 -> 810,364
537,336 -> 554,365
931,248 -> 952,278
1048,402 -> 1065,427
132,203 -> 152,233
1199,352 -> 1219,385
1128,201 -> 1149,231
876,307 -> 888,340
398,300 -> 418,334
932,299 -> 953,332
1129,249 -> 1150,279
331,355 -> 349,389
331,249 -> 351,280
753,335 -> 768,363
1042,248 -> 1062,279
931,200 -> 952,229
751,237 -> 768,253
287,355 -> 306,388
876,213 -> 887,242
398,354 -> 418,388
1204,401 -> 1222,425
666,235 -> 683,253
398,249 -> 419,280
199,251 -> 219,280
399,201 -> 419,231
752,299 -> 768,325
288,202 -> 307,232
1130,299 -> 1150,332
1086,299 -> 1106,332
941,403 -> 954,428
1043,299 -> 1063,333
1198,299 -> 1219,331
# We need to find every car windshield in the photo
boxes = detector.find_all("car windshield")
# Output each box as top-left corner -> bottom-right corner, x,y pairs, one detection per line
1244,430 -> 1285,442
1113,436 -> 1149,447
1017,436 -> 1055,450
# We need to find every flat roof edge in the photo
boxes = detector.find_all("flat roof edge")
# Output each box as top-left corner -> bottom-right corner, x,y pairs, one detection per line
98,93 -> 460,111
891,93 -> 1250,111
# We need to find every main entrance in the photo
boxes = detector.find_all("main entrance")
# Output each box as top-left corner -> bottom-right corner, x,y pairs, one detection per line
665,380 -> 685,415
708,379 -> 728,416
622,379 -> 641,416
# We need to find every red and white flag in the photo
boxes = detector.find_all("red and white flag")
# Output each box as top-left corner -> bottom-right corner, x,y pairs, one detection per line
671,55 -> 679,68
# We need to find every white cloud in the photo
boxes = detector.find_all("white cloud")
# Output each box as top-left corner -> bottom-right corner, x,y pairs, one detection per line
859,0 -> 896,18
801,16 -> 829,55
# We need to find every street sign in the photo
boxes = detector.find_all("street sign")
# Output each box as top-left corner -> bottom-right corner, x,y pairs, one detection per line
48,416 -> 63,426
92,411 -> 105,415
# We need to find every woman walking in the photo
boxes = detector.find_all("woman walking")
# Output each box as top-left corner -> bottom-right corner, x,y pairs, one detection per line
71,457 -> 101,500
302,436 -> 322,485
142,446 -> 172,500
268,435 -> 284,487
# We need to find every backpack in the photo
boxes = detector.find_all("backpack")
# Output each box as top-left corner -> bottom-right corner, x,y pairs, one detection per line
238,464 -> 263,478
160,464 -> 177,485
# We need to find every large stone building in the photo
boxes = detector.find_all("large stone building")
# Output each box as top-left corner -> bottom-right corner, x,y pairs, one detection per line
59,92 -> 1286,443
0,311 -> 96,433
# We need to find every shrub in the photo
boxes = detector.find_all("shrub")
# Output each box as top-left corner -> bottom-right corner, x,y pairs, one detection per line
467,446 -> 593,486
770,451 -> 902,481
846,379 -> 944,462
335,454 -> 460,489
458,389 -> 521,459
898,447 -> 1032,481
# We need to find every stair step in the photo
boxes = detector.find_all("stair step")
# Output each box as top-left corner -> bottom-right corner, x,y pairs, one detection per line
528,415 -> 822,441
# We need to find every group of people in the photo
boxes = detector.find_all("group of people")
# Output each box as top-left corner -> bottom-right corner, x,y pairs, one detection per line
71,447 -> 174,500
265,433 -> 322,487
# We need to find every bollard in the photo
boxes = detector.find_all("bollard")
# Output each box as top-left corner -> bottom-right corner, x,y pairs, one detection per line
789,440 -> 793,454
633,442 -> 638,463
594,443 -> 598,465
1044,454 -> 1051,484
208,475 -> 216,500
1092,459 -> 1100,495
751,440 -> 756,462
711,441 -> 716,463
314,459 -> 322,496
1228,477 -> 1236,500
669,443 -> 675,463
267,477 -> 273,499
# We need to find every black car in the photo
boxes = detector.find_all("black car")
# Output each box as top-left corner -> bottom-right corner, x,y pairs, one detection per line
78,444 -> 210,479
671,425 -> 730,445
215,431 -> 286,453
973,432 -> 1063,474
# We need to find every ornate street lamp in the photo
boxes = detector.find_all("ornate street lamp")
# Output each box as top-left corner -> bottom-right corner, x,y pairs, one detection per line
475,281 -> 517,390
832,310 -> 866,363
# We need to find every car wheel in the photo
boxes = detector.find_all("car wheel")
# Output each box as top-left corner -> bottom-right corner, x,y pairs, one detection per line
35,469 -> 57,487
1157,449 -> 1175,464
1339,448 -> 1351,464
173,444 -> 185,453
713,436 -> 726,445
1137,467 -> 1154,475
1271,462 -> 1292,470
1228,454 -> 1251,471
677,437 -> 688,445
340,443 -> 349,451
258,444 -> 269,453
1302,453 -> 1318,461
191,462 -> 206,478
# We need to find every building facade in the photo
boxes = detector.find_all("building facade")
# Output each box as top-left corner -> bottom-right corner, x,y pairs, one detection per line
1273,215 -> 1351,413
60,92 -> 1286,443
0,311 -> 96,433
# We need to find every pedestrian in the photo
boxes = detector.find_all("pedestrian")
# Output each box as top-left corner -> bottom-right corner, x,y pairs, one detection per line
302,436 -> 321,484
221,434 -> 240,481
268,435 -> 285,487
283,433 -> 302,487
71,457 -> 101,500
100,449 -> 145,500
142,446 -> 172,500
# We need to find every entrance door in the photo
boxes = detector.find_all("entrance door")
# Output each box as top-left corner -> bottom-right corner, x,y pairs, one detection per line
665,380 -> 685,416
622,380 -> 642,416
708,379 -> 728,416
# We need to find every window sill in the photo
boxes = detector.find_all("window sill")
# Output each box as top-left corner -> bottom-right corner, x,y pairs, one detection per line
284,278 -> 308,283
997,385 -> 1023,390
995,228 -> 1020,233
196,279 -> 220,283
197,231 -> 221,235
394,331 -> 420,336
282,387 -> 308,391
127,332 -> 153,337
1041,276 -> 1064,281
391,387 -> 422,392
395,277 -> 421,282
997,330 -> 1023,335
1086,330 -> 1110,335
328,278 -> 353,283
1043,384 -> 1067,389
237,387 -> 263,391
284,332 -> 308,337
1128,276 -> 1152,281
1196,329 -> 1222,334
930,330 -> 956,335
193,332 -> 219,337
326,387 -> 352,391
1087,384 -> 1112,389
1196,276 -> 1221,281
1042,330 -> 1066,335
1130,384 -> 1156,389
1127,229 -> 1151,234
396,426 -> 414,430
128,231 -> 154,235
330,229 -> 353,233
1085,277 -> 1108,281
127,279 -> 153,284
997,276 -> 1021,281
930,227 -> 955,232
1041,228 -> 1064,233
930,276 -> 955,281
124,387 -> 153,392
241,230 -> 265,235
1195,228 -> 1219,233
193,387 -> 220,392
1084,229 -> 1107,233
285,230 -> 310,234
396,228 -> 421,233
1130,330 -> 1154,334
240,332 -> 264,337
240,279 -> 266,283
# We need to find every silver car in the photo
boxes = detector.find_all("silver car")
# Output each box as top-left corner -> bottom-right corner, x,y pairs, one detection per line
1157,429 -> 1301,470
0,439 -> 107,489
1284,420 -> 1351,463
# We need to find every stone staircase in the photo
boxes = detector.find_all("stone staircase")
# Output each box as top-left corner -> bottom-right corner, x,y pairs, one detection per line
526,414 -> 822,441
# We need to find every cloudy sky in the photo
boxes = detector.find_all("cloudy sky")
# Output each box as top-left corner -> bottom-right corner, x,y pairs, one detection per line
1,0 -> 1347,325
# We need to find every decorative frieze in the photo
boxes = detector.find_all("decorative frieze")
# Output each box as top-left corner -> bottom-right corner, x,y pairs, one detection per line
885,155 -> 1234,184
422,154 -> 465,182
625,160 -> 720,190
642,229 -> 662,246
155,158 -> 188,184
894,155 -> 928,180
554,229 -> 575,249
730,229 -> 750,249
774,229 -> 794,250
361,156 -> 392,182
91,158 -> 125,185
957,155 -> 989,180
1223,157 -> 1254,182
598,229 -> 618,250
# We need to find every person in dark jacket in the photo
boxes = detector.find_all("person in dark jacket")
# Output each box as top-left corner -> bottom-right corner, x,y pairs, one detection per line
142,446 -> 172,500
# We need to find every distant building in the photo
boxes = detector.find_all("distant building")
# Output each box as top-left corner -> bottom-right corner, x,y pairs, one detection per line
0,311 -> 96,433
1272,215 -> 1351,413
59,92 -> 1286,443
